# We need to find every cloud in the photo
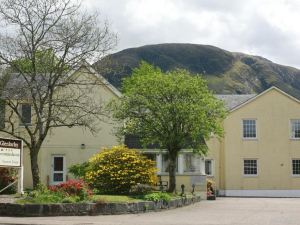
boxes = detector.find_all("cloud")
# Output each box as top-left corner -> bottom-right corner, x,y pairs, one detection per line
83,0 -> 300,68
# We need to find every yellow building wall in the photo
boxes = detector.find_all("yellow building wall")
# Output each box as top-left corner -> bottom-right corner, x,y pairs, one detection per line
223,88 -> 300,191
17,67 -> 121,189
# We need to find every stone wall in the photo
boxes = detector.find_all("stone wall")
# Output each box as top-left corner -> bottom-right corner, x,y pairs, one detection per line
0,195 -> 201,217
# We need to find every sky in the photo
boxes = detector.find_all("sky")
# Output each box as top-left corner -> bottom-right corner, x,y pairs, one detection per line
83,0 -> 300,68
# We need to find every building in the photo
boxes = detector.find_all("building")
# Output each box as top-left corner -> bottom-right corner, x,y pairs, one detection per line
2,64 -> 300,198
126,87 -> 300,197
0,63 -> 122,188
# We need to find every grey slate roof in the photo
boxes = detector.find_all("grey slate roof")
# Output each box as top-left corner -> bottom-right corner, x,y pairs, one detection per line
216,94 -> 256,110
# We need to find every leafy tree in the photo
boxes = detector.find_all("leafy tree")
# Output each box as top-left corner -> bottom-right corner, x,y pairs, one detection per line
0,0 -> 117,188
111,62 -> 226,192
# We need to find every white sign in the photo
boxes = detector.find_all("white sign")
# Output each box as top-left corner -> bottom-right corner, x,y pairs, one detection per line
0,138 -> 22,167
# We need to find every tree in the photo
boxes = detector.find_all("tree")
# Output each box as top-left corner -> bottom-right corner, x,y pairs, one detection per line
111,62 -> 226,192
0,0 -> 117,188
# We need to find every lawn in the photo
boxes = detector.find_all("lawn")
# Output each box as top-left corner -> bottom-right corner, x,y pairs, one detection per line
91,195 -> 144,203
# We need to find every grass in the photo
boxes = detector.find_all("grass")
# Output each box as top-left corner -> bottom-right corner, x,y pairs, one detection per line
91,195 -> 144,203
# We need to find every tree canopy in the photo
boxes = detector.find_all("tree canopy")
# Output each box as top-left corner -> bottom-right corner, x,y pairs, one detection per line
112,62 -> 227,192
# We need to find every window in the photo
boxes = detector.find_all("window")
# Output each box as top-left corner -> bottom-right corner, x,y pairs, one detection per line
20,104 -> 31,125
292,159 -> 300,175
291,120 -> 300,139
205,159 -> 213,176
143,153 -> 157,166
161,154 -> 178,173
243,119 -> 256,138
243,159 -> 257,175
52,155 -> 65,184
183,153 -> 201,173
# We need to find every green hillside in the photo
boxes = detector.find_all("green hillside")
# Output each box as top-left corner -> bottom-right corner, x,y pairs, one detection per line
93,43 -> 300,98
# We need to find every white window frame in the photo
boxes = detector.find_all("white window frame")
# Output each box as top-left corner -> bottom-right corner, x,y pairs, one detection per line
290,119 -> 300,140
19,103 -> 32,126
51,155 -> 66,185
156,152 -> 180,175
205,159 -> 214,176
243,159 -> 258,176
242,119 -> 257,140
292,159 -> 300,176
182,153 -> 202,174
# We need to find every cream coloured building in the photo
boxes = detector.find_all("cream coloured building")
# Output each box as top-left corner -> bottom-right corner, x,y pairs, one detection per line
126,86 -> 300,197
0,63 -> 122,189
2,64 -> 300,198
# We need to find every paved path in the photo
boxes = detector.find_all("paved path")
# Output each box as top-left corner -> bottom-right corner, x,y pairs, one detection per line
1,198 -> 300,225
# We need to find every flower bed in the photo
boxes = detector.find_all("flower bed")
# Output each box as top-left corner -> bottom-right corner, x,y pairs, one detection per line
0,195 -> 201,217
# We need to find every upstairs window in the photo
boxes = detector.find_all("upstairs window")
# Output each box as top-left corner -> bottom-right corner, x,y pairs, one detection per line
20,104 -> 31,125
291,120 -> 300,139
243,119 -> 256,138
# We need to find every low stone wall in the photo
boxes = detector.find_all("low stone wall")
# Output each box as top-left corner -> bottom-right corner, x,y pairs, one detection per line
0,195 -> 201,217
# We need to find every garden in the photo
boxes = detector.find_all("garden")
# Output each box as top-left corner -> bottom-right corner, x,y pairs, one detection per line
1,146 -> 198,208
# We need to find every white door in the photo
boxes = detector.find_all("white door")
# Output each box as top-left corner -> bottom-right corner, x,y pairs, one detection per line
51,155 -> 66,185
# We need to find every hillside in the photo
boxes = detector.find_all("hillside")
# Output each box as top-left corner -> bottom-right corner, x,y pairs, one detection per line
93,43 -> 300,98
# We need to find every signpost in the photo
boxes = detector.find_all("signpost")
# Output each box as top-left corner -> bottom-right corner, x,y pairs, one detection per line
0,137 -> 23,194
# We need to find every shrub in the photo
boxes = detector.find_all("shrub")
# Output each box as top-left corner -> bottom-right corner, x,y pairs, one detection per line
19,184 -> 65,204
0,168 -> 17,194
48,179 -> 92,201
85,145 -> 157,194
69,162 -> 89,179
143,192 -> 172,202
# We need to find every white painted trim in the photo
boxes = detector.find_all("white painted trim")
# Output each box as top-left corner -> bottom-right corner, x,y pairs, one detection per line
220,189 -> 300,197
243,158 -> 258,176
230,86 -> 300,113
241,118 -> 257,140
65,61 -> 122,98
51,155 -> 66,185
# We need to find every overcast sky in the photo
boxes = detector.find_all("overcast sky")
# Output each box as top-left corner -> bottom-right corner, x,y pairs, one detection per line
84,0 -> 300,68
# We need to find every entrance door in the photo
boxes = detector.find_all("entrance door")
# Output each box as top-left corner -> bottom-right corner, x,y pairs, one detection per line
51,155 -> 65,185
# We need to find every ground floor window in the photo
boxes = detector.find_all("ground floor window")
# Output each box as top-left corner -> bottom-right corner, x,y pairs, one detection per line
161,154 -> 178,173
243,159 -> 257,175
183,153 -> 201,173
52,155 -> 65,184
205,159 -> 213,176
292,159 -> 300,175
143,153 -> 157,166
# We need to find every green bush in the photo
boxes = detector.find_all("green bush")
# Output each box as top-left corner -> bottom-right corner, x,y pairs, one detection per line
143,192 -> 172,202
69,162 -> 89,179
85,145 -> 157,194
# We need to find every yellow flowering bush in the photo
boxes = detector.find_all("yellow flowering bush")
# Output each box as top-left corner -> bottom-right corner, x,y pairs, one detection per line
85,145 -> 157,194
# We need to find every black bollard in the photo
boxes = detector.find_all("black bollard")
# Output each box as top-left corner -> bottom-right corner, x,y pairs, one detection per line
192,184 -> 195,195
181,184 -> 185,196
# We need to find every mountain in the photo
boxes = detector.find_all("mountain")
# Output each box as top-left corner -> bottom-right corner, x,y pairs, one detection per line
93,43 -> 300,98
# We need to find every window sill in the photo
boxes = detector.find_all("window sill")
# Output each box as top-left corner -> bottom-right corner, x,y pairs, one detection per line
242,138 -> 258,141
19,124 -> 32,127
243,175 -> 258,177
158,172 -> 205,176
290,138 -> 300,141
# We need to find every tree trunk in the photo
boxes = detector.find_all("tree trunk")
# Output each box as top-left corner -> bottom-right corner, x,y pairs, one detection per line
167,152 -> 177,193
30,150 -> 40,189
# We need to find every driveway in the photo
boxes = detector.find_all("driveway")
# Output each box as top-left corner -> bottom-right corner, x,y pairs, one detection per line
1,198 -> 300,225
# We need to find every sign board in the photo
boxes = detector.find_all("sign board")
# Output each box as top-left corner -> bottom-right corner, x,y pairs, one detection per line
0,138 -> 22,167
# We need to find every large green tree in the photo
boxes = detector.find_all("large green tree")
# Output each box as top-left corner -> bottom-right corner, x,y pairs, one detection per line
111,62 -> 227,192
